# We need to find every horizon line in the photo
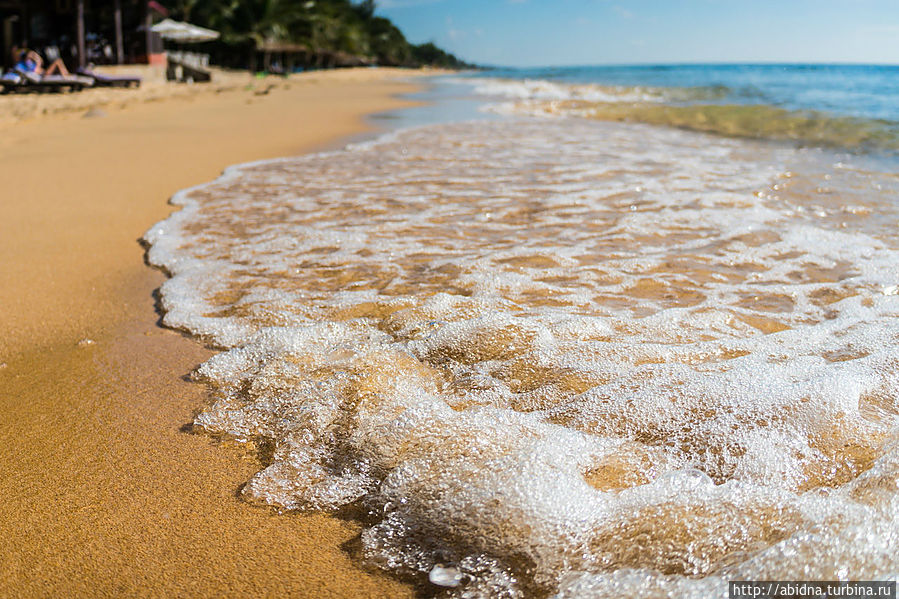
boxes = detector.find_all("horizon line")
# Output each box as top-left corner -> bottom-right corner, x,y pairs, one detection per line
475,60 -> 899,70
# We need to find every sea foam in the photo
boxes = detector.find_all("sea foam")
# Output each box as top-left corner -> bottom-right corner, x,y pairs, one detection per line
145,118 -> 899,597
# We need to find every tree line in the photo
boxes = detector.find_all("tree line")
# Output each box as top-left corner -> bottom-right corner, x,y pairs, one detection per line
168,0 -> 476,70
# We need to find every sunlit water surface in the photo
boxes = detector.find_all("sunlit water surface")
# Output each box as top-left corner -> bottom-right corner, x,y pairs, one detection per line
146,117 -> 899,597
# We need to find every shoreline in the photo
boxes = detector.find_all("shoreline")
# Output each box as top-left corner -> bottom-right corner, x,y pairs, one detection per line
0,67 -> 427,597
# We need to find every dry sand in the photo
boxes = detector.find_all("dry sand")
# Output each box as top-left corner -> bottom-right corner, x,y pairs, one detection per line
0,67 -> 429,597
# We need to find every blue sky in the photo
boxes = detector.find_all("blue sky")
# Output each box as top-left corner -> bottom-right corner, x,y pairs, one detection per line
375,0 -> 899,67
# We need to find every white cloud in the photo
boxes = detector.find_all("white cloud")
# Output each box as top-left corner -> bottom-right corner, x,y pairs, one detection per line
445,15 -> 465,40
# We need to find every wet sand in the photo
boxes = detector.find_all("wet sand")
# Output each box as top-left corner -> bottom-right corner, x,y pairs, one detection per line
0,67 -> 425,597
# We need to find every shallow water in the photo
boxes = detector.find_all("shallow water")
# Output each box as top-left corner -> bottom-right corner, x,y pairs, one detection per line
146,117 -> 899,597
472,64 -> 899,121
466,65 -> 899,152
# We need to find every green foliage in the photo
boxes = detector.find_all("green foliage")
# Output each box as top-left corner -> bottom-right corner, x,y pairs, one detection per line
410,41 -> 472,69
167,0 -> 476,70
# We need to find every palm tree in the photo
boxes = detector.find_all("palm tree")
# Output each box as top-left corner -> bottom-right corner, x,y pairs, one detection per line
163,0 -> 472,71
201,0 -> 305,71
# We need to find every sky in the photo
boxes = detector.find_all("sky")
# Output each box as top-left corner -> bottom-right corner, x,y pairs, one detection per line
375,0 -> 899,67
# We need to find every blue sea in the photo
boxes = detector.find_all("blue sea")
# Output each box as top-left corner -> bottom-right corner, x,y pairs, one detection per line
477,63 -> 899,121
453,63 -> 899,152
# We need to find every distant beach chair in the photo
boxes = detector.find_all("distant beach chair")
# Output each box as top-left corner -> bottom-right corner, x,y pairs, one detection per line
11,68 -> 93,92
0,71 -> 24,93
166,51 -> 212,83
5,48 -> 93,93
76,68 -> 141,88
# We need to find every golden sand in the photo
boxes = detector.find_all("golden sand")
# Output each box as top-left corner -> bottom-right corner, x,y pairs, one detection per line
0,67 -> 427,597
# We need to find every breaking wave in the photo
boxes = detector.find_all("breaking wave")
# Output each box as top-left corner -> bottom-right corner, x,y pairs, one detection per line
469,76 -> 899,152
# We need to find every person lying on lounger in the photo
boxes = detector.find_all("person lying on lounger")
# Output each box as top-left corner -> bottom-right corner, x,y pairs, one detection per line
15,49 -> 71,77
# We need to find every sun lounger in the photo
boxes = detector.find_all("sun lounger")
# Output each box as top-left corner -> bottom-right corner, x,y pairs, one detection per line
13,68 -> 93,92
167,55 -> 212,83
76,68 -> 141,88
0,71 -> 23,93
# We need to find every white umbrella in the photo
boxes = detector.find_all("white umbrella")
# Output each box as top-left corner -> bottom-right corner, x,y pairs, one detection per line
151,19 -> 219,43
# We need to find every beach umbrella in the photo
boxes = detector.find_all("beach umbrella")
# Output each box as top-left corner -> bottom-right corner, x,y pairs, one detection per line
151,19 -> 219,43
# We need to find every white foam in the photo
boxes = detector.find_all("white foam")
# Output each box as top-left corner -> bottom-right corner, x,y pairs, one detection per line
144,118 -> 899,597
468,77 -> 662,104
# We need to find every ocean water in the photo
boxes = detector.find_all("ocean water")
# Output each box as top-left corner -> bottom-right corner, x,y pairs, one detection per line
145,67 -> 899,598
466,64 -> 899,151
475,64 -> 899,120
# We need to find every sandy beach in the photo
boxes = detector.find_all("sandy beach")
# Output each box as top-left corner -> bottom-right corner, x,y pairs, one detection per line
0,67 -> 425,597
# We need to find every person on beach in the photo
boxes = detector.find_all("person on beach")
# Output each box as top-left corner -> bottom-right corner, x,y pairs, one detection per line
14,48 -> 71,77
